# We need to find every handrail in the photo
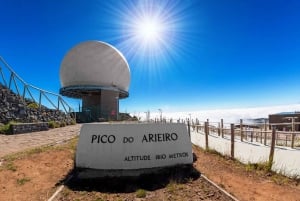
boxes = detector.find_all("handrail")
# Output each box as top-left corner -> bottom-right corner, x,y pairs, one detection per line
0,56 -> 74,114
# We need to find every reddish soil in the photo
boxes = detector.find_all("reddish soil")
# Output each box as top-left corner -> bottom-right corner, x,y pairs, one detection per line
0,141 -> 300,201
193,146 -> 300,201
0,146 -> 74,201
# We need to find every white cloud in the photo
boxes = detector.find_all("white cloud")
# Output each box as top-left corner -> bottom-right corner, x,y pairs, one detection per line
133,104 -> 300,123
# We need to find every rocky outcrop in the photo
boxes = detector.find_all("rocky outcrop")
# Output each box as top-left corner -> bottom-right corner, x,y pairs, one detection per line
0,84 -> 74,124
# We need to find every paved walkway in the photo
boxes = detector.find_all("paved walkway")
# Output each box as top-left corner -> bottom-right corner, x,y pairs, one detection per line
0,124 -> 82,158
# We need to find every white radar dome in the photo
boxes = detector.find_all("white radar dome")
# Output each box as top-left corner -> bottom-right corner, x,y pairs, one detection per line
60,41 -> 130,92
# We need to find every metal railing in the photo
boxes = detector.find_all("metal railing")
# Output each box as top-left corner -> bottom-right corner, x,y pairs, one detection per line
192,120 -> 300,149
0,56 -> 74,114
140,117 -> 300,149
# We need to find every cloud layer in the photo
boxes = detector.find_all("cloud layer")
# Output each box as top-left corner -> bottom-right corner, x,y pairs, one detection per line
135,104 -> 300,123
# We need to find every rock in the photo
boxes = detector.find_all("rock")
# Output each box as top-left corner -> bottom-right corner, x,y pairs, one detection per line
0,84 -> 74,125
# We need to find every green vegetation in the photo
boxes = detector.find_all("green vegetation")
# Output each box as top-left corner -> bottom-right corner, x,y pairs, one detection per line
61,189 -> 71,197
291,174 -> 300,185
136,189 -> 147,198
48,120 -> 76,128
271,174 -> 289,185
166,179 -> 186,195
166,180 -> 178,193
68,137 -> 79,152
48,121 -> 60,128
1,161 -> 17,172
70,119 -> 76,125
0,123 -> 11,134
27,102 -> 39,109
16,177 -> 31,185
204,148 -> 221,155
0,121 -> 17,134
93,198 -> 104,201
245,161 -> 272,172
203,148 -> 228,159
60,121 -> 67,127
26,147 -> 45,155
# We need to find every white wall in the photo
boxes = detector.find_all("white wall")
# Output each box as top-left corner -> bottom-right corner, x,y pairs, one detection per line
191,130 -> 300,178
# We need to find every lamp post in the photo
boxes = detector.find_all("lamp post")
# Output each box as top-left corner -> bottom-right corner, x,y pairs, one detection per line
158,109 -> 162,122
144,110 -> 150,122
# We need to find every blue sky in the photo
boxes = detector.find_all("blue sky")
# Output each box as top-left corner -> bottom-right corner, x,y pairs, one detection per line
1,0 -> 300,116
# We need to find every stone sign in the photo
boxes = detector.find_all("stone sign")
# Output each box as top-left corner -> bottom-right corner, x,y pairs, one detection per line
76,123 -> 193,173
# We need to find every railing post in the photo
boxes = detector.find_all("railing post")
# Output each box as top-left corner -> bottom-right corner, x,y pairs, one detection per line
291,118 -> 295,148
240,119 -> 243,141
260,128 -> 262,143
264,119 -> 267,145
12,76 -> 20,96
0,67 -> 8,86
292,118 -> 295,132
221,119 -> 224,138
205,121 -> 209,150
256,131 -> 258,142
291,133 -> 295,148
22,85 -> 27,98
57,97 -> 60,111
8,73 -> 13,89
38,91 -> 42,110
207,119 -> 210,136
268,127 -> 276,171
187,120 -> 191,137
218,122 -> 221,136
231,123 -> 235,159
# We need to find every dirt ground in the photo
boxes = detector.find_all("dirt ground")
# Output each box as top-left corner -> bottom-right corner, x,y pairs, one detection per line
0,144 -> 75,201
193,146 -> 300,201
0,139 -> 300,201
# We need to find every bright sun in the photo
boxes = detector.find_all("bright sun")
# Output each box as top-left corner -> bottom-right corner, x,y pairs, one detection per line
114,0 -> 184,62
135,17 -> 163,44
124,2 -> 172,52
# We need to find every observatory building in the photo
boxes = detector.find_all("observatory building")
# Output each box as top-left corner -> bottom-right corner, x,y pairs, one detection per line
59,41 -> 130,122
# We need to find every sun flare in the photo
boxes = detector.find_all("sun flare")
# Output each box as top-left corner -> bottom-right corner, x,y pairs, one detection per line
105,0 -> 189,68
118,1 -> 177,54
134,16 -> 164,44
